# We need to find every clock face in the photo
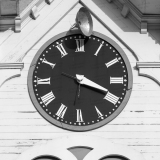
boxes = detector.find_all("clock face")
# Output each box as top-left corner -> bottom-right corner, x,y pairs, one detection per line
28,31 -> 133,131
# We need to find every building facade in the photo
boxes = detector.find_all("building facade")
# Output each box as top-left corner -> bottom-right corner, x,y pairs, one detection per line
0,0 -> 160,160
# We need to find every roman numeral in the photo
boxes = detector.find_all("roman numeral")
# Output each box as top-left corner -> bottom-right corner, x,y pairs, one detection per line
105,58 -> 118,68
56,104 -> 67,119
37,77 -> 51,85
56,43 -> 68,58
95,106 -> 103,118
42,58 -> 56,69
41,91 -> 55,106
94,42 -> 104,56
76,109 -> 84,122
110,77 -> 123,84
104,91 -> 119,105
75,39 -> 85,52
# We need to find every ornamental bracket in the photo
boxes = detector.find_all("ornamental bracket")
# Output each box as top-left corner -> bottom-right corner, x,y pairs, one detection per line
136,62 -> 160,85
0,63 -> 24,88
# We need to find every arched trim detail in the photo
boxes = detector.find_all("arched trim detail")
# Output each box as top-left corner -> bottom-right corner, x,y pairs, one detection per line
16,135 -> 145,160
136,62 -> 160,86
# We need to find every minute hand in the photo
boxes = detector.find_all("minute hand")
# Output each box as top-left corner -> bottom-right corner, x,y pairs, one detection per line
76,74 -> 108,93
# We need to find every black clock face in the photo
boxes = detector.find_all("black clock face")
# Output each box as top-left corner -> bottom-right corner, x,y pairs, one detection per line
28,31 -> 133,131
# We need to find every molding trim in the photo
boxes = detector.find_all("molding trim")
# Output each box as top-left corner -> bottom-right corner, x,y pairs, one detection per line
20,0 -> 46,29
111,0 -> 160,32
1,0 -> 79,63
30,6 -> 40,20
15,16 -> 21,33
0,0 -> 19,31
80,0 -> 139,61
0,63 -> 24,88
0,16 -> 15,31
46,0 -> 54,5
1,0 -> 160,32
16,135 -> 145,160
0,0 -> 47,32
121,4 -> 130,18
140,21 -> 147,34
136,62 -> 160,85
136,62 -> 160,68
107,0 -> 113,3
0,63 -> 24,69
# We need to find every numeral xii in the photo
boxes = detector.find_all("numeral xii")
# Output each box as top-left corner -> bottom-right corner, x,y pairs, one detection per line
75,39 -> 85,52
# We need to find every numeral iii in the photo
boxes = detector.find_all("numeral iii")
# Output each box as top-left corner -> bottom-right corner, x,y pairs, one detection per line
110,77 -> 123,84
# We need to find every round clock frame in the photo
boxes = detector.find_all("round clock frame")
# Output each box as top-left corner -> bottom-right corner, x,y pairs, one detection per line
28,30 -> 133,132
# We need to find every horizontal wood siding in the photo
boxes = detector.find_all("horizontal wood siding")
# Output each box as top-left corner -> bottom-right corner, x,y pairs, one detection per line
0,1 -> 160,160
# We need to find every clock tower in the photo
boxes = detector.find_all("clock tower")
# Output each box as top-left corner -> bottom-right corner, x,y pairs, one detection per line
0,0 -> 160,160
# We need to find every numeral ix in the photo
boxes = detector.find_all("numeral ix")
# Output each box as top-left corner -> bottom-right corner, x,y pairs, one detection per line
37,77 -> 51,85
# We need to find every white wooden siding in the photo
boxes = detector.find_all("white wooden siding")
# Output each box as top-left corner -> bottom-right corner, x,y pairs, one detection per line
0,1 -> 160,160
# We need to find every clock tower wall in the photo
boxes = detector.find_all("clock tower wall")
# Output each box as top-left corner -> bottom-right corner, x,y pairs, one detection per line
0,1 -> 160,160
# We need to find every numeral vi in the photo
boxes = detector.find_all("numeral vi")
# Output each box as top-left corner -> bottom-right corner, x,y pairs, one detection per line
76,109 -> 84,122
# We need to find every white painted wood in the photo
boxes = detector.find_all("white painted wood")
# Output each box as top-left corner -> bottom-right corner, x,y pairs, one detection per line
0,0 -> 79,62
129,0 -> 160,14
15,16 -> 21,33
15,135 -> 144,160
121,4 -> 130,18
30,6 -> 40,20
0,1 -> 160,160
141,21 -> 148,34
81,0 -> 160,61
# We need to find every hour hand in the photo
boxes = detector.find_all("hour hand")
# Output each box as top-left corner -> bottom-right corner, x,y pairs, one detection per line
76,74 -> 108,93
61,72 -> 77,80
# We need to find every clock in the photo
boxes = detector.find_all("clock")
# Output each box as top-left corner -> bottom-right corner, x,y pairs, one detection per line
28,30 -> 133,131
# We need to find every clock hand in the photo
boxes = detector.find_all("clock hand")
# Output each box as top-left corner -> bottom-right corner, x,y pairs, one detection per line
61,72 -> 77,80
74,83 -> 81,105
61,72 -> 81,105
62,73 -> 108,92
76,74 -> 108,93
77,83 -> 81,98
